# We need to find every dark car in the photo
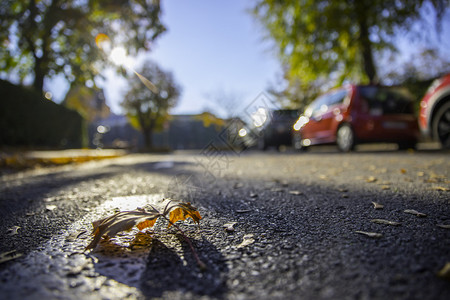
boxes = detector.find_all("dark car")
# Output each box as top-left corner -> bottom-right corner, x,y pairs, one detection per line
418,73 -> 450,149
292,85 -> 420,152
257,109 -> 299,150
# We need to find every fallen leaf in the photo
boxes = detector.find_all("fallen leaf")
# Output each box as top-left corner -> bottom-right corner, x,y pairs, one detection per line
236,209 -> 251,213
371,219 -> 401,226
437,262 -> 450,281
7,226 -> 20,235
437,224 -> 450,229
223,222 -> 237,232
237,234 -> 255,248
85,200 -> 202,250
404,209 -> 427,217
355,231 -> 383,238
432,186 -> 449,192
372,202 -> 384,209
366,176 -> 377,183
86,210 -> 159,250
400,169 -> 407,174
417,171 -> 425,177
168,202 -> 202,227
0,250 -> 23,264
46,205 -> 57,211
289,190 -> 303,195
318,174 -> 328,180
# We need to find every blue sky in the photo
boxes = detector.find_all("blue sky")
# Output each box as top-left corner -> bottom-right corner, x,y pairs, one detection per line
98,0 -> 281,117
38,1 -> 450,117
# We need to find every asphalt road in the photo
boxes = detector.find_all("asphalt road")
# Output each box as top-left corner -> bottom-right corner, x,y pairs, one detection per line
0,147 -> 449,299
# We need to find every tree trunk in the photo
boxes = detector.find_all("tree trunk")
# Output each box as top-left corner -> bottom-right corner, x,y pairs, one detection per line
355,2 -> 377,83
143,127 -> 153,151
33,62 -> 45,94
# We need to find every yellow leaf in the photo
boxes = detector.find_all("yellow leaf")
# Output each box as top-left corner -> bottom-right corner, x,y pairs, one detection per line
168,202 -> 202,228
137,219 -> 157,230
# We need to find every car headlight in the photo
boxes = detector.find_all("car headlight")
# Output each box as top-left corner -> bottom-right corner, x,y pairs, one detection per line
293,116 -> 309,131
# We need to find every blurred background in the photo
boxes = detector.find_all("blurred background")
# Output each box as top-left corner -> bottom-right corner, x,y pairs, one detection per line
1,0 -> 449,152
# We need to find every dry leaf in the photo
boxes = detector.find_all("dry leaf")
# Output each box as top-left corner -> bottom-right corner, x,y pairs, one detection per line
0,250 -> 23,264
372,202 -> 384,209
355,231 -> 383,238
400,169 -> 407,174
46,205 -> 57,211
85,200 -> 202,250
404,209 -> 427,217
237,234 -> 255,248
366,176 -> 377,183
289,190 -> 303,195
437,262 -> 450,280
223,222 -> 237,232
7,226 -> 20,235
437,224 -> 450,229
371,219 -> 401,226
86,209 -> 159,250
168,202 -> 202,227
433,186 -> 449,192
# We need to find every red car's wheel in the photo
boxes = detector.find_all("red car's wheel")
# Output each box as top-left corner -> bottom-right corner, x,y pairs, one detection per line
433,101 -> 450,149
336,123 -> 355,152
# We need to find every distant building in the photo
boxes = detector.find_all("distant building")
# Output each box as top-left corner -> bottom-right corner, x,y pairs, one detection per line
90,113 -> 246,151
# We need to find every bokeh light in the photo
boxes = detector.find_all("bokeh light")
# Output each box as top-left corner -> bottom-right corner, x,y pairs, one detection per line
95,33 -> 111,51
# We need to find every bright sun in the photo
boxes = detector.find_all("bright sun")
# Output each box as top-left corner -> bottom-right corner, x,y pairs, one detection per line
109,47 -> 133,69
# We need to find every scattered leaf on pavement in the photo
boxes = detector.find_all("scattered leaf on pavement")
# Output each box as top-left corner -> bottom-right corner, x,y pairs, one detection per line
400,169 -> 407,174
45,205 -> 57,211
355,231 -> 383,238
237,234 -> 255,248
223,222 -> 237,232
7,226 -> 21,235
0,250 -> 23,264
437,224 -> 450,229
85,200 -> 202,250
371,219 -> 401,226
404,209 -> 427,217
289,190 -> 303,195
432,186 -> 449,192
168,202 -> 202,228
372,202 -> 384,209
366,176 -> 377,183
437,262 -> 450,281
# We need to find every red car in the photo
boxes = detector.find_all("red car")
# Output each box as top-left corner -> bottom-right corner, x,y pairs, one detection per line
419,73 -> 450,149
292,85 -> 420,152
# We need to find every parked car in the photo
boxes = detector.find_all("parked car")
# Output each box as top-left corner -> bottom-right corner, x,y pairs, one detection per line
418,73 -> 450,149
257,109 -> 300,150
292,85 -> 420,152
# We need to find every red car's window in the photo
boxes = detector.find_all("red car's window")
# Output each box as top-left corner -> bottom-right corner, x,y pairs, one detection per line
358,86 -> 414,114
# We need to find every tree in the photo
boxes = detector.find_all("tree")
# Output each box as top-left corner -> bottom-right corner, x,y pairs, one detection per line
63,85 -> 110,122
0,0 -> 165,95
122,61 -> 180,150
252,0 -> 449,104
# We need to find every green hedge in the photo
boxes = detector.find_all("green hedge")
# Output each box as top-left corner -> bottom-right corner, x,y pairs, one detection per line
0,79 -> 87,148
